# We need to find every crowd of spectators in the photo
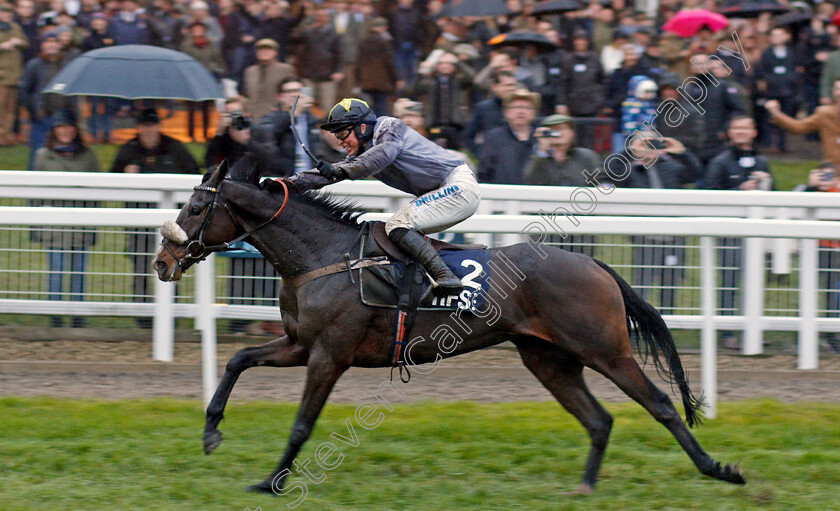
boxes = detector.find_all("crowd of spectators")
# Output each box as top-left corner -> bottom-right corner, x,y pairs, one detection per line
3,0 -> 840,344
2,0 -> 840,184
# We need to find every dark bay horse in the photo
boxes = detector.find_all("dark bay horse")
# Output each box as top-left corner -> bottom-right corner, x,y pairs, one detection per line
152,157 -> 745,495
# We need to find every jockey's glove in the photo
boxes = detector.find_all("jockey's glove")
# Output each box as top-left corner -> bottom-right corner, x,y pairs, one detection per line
316,160 -> 346,181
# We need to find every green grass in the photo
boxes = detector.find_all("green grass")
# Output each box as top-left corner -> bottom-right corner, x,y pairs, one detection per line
1,398 -> 839,510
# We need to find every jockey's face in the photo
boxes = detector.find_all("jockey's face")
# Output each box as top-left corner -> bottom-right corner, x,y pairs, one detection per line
337,124 -> 366,156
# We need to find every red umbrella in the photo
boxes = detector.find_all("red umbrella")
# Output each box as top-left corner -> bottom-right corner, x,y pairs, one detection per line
831,6 -> 840,26
662,9 -> 730,37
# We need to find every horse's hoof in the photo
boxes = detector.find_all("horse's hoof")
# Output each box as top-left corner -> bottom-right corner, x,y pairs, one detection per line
720,464 -> 746,485
246,481 -> 275,494
561,483 -> 594,496
204,429 -> 223,455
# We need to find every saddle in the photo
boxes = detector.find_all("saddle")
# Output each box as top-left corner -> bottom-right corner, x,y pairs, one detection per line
369,222 -> 486,262
358,221 -> 491,312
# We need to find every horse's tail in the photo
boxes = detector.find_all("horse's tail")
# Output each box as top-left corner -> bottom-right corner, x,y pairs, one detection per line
593,258 -> 704,428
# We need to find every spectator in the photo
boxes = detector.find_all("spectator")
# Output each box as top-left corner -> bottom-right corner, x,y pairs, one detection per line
388,0 -> 423,91
295,4 -> 344,110
523,114 -> 601,187
110,108 -> 200,327
31,109 -> 100,328
242,38 -> 294,121
259,0 -> 303,62
19,31 -> 75,168
656,72 -> 706,172
524,114 -> 603,256
414,51 -> 472,134
221,0 -> 261,85
80,14 -> 117,144
392,97 -> 427,137
14,0 -> 37,63
205,95 -> 251,167
0,2 -> 27,147
802,163 -> 840,352
706,116 -> 773,191
462,70 -> 516,155
704,116 -> 773,349
683,53 -> 744,163
764,77 -> 840,168
797,17 -> 833,141
251,78 -> 321,175
80,13 -> 114,52
591,6 -> 615,54
819,31 -> 840,105
754,26 -> 798,154
537,28 -> 569,117
478,89 -> 538,184
332,0 -> 364,99
600,28 -> 629,75
565,30 -> 605,150
474,48 -> 533,94
356,17 -> 398,117
620,132 -> 702,314
204,96 -> 280,335
145,0 -> 186,49
186,1 -> 222,45
619,75 -> 657,146
180,20 -> 225,78
110,0 -> 149,46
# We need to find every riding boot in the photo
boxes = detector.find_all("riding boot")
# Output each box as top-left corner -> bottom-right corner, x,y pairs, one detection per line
388,228 -> 462,292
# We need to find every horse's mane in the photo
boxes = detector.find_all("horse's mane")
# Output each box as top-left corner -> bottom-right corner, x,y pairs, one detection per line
224,153 -> 365,228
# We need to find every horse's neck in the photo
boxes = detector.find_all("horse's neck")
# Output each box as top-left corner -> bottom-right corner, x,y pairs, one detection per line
244,200 -> 361,281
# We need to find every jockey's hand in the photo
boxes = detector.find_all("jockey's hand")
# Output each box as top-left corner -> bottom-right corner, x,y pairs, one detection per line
316,160 -> 345,180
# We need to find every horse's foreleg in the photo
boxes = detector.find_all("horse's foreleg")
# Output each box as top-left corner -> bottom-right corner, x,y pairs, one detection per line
514,338 -> 613,494
248,346 -> 347,494
204,336 -> 308,454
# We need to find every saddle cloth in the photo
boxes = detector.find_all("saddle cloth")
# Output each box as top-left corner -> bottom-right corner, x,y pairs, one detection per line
359,222 -> 490,311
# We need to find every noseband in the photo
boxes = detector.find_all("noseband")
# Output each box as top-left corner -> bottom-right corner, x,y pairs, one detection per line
161,178 -> 290,274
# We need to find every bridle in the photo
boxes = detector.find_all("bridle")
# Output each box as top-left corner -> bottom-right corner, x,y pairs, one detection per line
161,178 -> 290,274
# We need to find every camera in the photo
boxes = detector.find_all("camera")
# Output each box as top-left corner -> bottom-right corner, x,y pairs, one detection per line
230,110 -> 251,131
819,161 -> 836,181
535,129 -> 562,138
649,138 -> 667,150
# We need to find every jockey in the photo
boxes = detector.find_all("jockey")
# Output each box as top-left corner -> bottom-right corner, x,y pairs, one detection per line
294,98 -> 480,293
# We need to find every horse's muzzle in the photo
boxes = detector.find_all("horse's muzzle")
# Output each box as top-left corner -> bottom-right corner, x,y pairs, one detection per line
152,252 -> 183,282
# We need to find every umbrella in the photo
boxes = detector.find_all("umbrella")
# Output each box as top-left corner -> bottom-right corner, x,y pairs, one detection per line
441,0 -> 511,18
44,45 -> 223,101
488,31 -> 557,49
662,9 -> 729,37
774,11 -> 811,27
532,0 -> 585,16
720,1 -> 790,19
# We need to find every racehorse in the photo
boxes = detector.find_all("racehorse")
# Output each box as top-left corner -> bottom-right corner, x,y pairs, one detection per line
152,156 -> 745,495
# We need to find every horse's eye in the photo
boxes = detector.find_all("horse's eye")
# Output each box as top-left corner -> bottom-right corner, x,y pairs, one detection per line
190,205 -> 203,215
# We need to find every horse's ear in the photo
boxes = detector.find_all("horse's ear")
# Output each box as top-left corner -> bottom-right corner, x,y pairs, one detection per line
201,160 -> 228,185
206,159 -> 229,187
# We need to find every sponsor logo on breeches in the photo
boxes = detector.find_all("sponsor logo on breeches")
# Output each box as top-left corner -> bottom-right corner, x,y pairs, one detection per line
413,185 -> 462,207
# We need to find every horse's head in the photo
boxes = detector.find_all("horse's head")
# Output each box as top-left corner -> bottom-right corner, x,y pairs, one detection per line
153,160 -> 240,281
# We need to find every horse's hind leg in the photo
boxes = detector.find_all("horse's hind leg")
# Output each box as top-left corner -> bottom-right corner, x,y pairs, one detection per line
597,355 -> 745,484
514,338 -> 614,494
204,335 -> 308,454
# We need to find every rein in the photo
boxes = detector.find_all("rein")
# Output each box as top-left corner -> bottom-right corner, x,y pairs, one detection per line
162,178 -> 289,272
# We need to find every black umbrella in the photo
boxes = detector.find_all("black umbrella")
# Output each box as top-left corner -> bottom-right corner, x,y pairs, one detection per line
44,45 -> 223,101
532,0 -> 585,15
441,0 -> 511,18
720,1 -> 790,18
774,11 -> 811,27
488,31 -> 558,49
